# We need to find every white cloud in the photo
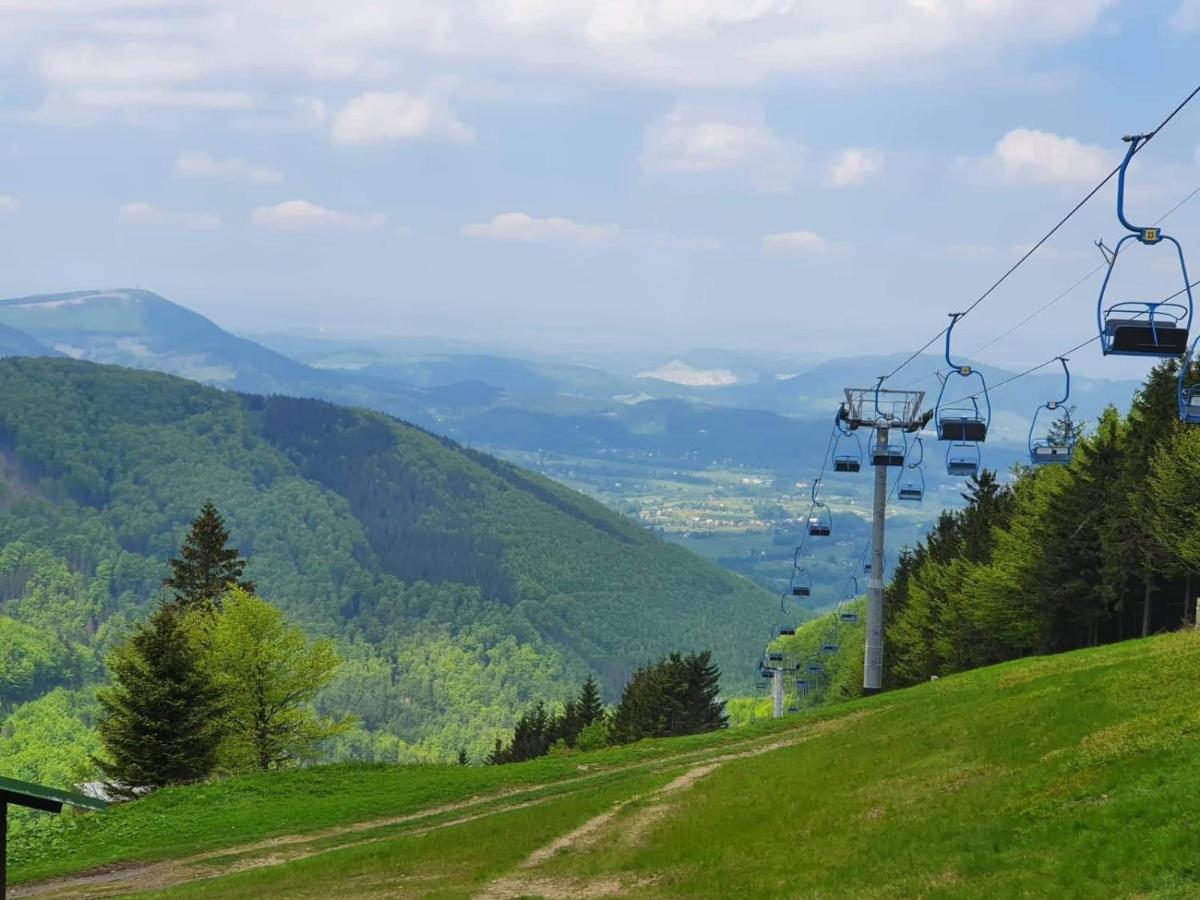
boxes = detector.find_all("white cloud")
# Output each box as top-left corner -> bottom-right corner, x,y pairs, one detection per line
0,0 -> 1117,125
828,147 -> 885,187
641,104 -> 799,191
39,44 -> 203,85
331,92 -> 474,146
0,196 -> 21,214
461,212 -> 618,243
959,128 -> 1114,186
760,230 -> 845,255
116,201 -> 220,230
250,200 -> 387,233
1171,0 -> 1200,30
173,150 -> 283,185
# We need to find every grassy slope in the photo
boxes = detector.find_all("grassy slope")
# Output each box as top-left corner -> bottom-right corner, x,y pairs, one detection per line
12,630 -> 1200,898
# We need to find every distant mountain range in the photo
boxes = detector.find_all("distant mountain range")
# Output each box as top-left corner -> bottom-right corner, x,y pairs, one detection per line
0,288 -> 1147,475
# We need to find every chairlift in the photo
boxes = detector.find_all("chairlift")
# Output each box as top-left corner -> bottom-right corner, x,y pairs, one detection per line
870,430 -> 907,467
1098,134 -> 1193,356
1180,338 -> 1200,424
808,478 -> 832,537
1029,357 -> 1076,463
791,558 -> 812,598
807,662 -> 824,674
832,411 -> 863,473
898,435 -> 926,500
935,313 -> 991,442
840,611 -> 859,624
767,652 -> 784,663
898,468 -> 925,502
779,627 -> 796,637
821,642 -> 838,654
946,441 -> 981,478
795,679 -> 810,690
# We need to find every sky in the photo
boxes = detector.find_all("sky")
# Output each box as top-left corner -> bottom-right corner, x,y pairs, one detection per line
1,1 -> 1200,376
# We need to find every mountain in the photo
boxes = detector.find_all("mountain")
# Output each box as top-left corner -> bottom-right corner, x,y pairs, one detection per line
0,357 -> 776,759
0,321 -> 57,358
0,289 -> 431,423
11,630 -> 1197,896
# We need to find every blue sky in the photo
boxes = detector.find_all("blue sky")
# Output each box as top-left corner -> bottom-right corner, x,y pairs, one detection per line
1,1 -> 1199,376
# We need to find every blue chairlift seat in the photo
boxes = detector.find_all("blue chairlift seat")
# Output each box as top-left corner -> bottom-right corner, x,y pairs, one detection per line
791,585 -> 811,597
1180,338 -> 1200,424
840,611 -> 859,623
935,313 -> 991,442
807,662 -> 824,674
807,479 -> 832,536
779,627 -> 796,636
795,679 -> 810,690
1029,358 -> 1076,463
946,441 -> 980,477
767,652 -> 784,663
821,642 -> 838,654
832,411 -> 863,472
870,430 -> 907,467
1098,135 -> 1194,357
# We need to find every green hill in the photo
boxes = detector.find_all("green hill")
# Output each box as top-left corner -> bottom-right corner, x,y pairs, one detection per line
0,357 -> 775,763
10,630 -> 1199,897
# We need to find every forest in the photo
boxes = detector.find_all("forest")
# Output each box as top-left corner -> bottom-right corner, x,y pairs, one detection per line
734,360 -> 1200,719
0,357 -> 776,795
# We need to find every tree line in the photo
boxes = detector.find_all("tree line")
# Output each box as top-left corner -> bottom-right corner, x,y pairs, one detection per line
488,650 -> 727,764
885,361 -> 1199,687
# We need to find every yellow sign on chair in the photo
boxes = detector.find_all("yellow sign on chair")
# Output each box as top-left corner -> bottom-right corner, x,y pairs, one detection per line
1144,227 -> 1159,242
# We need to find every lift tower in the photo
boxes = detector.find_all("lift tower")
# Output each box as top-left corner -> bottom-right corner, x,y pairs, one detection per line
839,384 -> 930,695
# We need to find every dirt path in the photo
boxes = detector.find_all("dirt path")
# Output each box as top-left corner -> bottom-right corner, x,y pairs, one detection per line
14,715 -> 874,899
473,734 -> 829,900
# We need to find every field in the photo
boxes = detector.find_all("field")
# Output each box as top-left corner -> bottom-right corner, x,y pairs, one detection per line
496,448 -> 941,602
10,629 -> 1200,898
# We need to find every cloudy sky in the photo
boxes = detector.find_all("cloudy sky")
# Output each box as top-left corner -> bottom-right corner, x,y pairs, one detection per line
2,1 -> 1200,374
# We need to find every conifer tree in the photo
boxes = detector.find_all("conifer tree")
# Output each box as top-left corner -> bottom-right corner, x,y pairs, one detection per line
164,501 -> 254,609
93,603 -> 225,795
577,675 -> 604,728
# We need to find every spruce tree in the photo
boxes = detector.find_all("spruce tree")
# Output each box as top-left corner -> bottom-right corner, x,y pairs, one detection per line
577,675 -> 604,728
164,501 -> 254,608
93,603 -> 226,795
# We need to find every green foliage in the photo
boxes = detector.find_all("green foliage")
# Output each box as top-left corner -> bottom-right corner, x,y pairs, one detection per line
488,675 -> 608,763
163,500 -> 253,608
0,616 -> 92,710
194,588 -> 348,771
574,716 -> 610,752
886,362 -> 1194,689
609,650 -> 726,744
0,358 -> 775,764
94,603 -> 226,795
15,632 -> 1200,898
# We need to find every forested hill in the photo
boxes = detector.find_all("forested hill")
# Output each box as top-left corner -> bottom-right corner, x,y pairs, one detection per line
0,357 -> 775,760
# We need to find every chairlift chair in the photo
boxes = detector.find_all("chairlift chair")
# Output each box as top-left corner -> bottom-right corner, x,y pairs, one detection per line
935,313 -> 991,442
870,429 -> 907,467
807,478 -> 833,536
821,642 -> 838,654
832,413 -> 863,473
1098,135 -> 1194,357
807,662 -> 824,674
840,611 -> 859,624
1179,338 -> 1200,424
1029,357 -> 1077,463
898,435 -> 926,500
791,559 -> 812,598
946,441 -> 981,477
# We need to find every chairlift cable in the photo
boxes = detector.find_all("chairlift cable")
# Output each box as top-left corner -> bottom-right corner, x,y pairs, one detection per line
881,82 -> 1200,385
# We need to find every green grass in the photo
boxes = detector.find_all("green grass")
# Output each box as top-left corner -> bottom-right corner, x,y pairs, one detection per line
14,631 -> 1200,898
